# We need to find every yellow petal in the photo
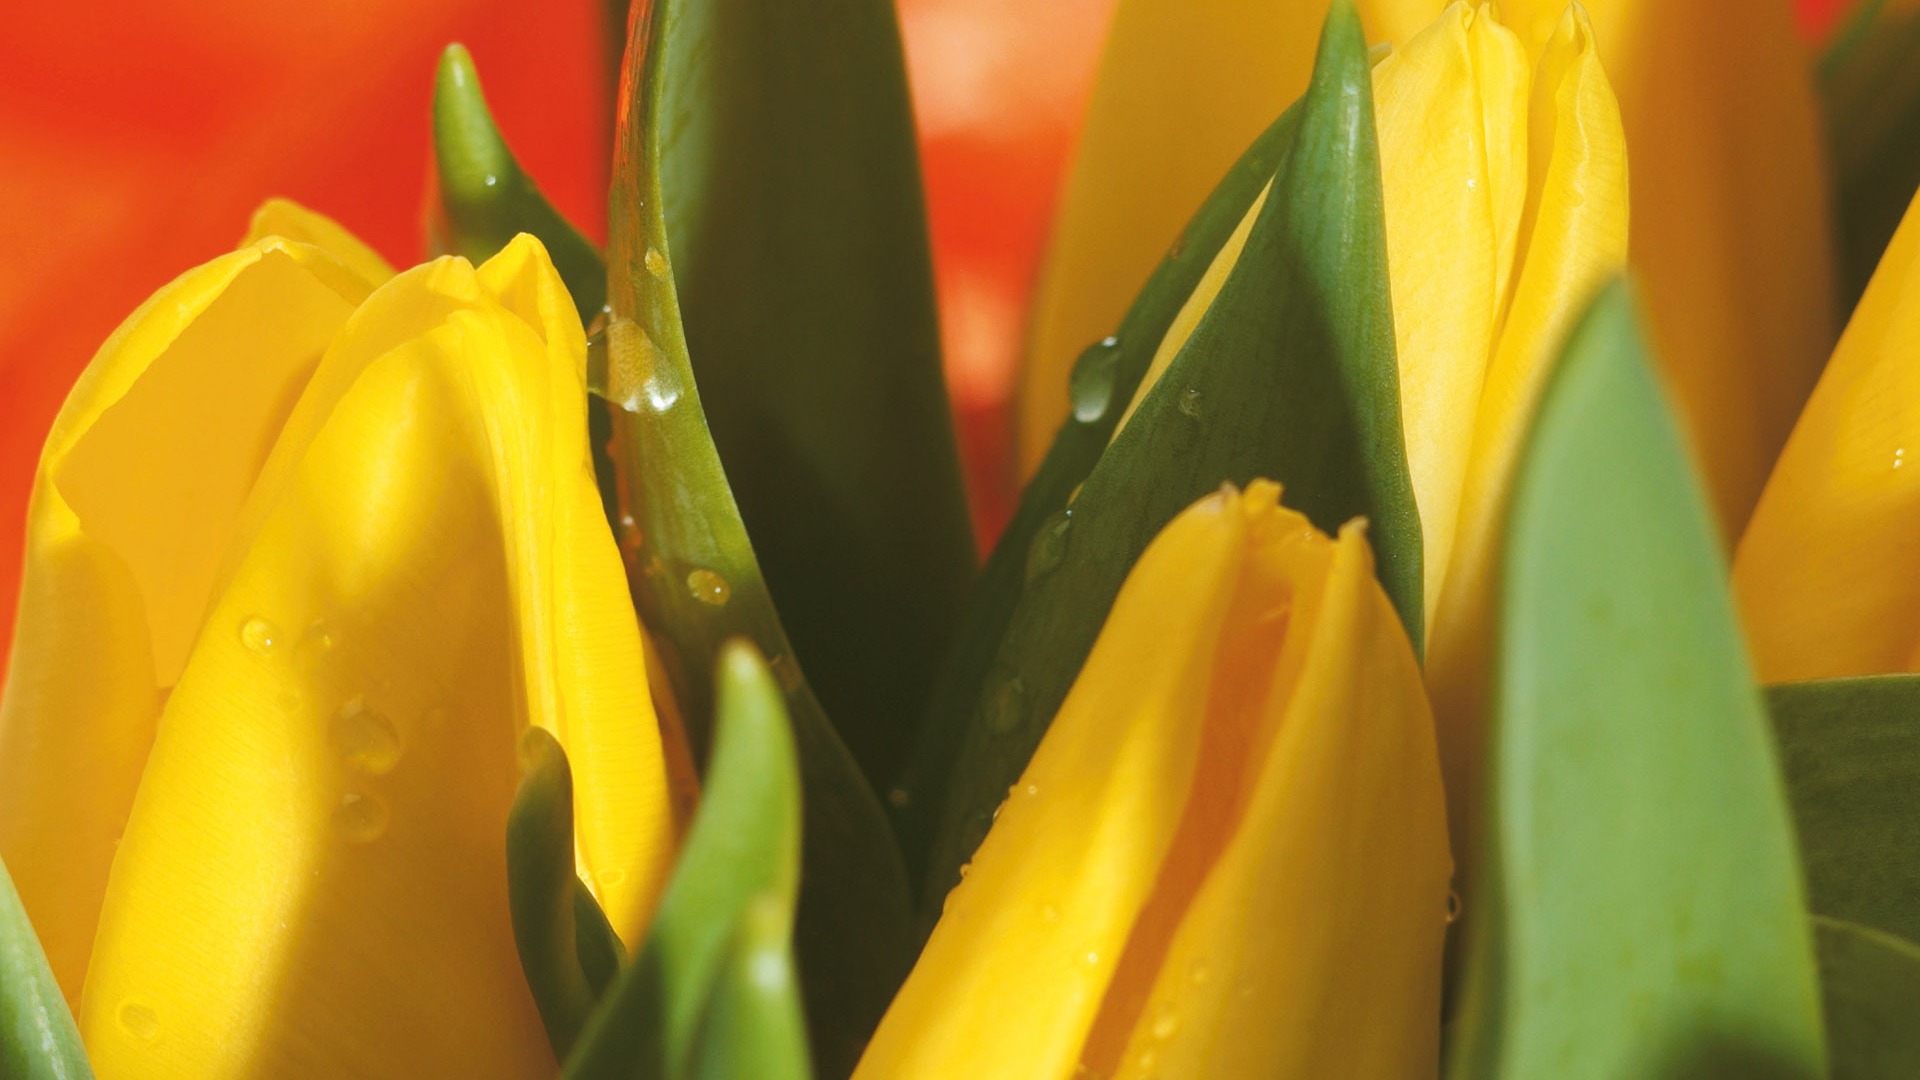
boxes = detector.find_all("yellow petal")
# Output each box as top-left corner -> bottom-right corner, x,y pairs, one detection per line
0,238 -> 371,999
856,484 -> 1434,1079
1110,521 -> 1449,1079
78,238 -> 671,1078
242,199 -> 397,290
1371,2 -> 1530,629
1425,5 -> 1628,868
1503,0 -> 1836,534
1017,0 -> 1331,476
1734,189 -> 1920,682
854,489 -> 1248,1080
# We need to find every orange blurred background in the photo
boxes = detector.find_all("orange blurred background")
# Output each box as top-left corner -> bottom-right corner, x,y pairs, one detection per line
0,0 -> 1843,666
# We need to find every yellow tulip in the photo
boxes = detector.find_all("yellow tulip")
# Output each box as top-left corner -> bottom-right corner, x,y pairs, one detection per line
854,481 -> 1450,1079
0,202 -> 675,1078
1393,0 -> 1834,536
1096,3 -> 1627,865
1734,188 -> 1920,683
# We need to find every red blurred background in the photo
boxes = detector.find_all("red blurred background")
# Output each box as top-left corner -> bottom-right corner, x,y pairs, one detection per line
0,0 -> 1843,666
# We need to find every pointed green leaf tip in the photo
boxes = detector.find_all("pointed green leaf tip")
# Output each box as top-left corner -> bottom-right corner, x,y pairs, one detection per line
1,856 -> 92,1080
432,43 -> 606,321
1446,280 -> 1827,1080
915,0 -> 1418,921
565,640 -> 808,1080
506,728 -> 625,1060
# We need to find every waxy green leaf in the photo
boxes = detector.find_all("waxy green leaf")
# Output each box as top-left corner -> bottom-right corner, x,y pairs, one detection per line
688,897 -> 811,1080
1,856 -> 91,1080
566,641 -> 805,1080
599,10 -> 912,1065
1447,281 -> 1827,1080
1767,676 -> 1920,945
432,44 -> 605,322
891,101 -> 1303,901
650,0 -> 975,794
507,729 -> 625,1060
1813,917 -> 1920,1079
916,0 -> 1419,920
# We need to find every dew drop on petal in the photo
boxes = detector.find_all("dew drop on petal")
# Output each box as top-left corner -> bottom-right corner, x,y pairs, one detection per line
117,1001 -> 160,1041
330,697 -> 402,776
240,617 -> 278,654
334,792 -> 390,843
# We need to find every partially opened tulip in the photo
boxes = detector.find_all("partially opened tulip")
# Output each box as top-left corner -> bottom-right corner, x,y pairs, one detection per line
857,482 -> 1450,1079
0,205 -> 675,1077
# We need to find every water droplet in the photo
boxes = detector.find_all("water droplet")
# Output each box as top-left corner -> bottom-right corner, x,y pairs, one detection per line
483,173 -> 499,188
331,697 -> 401,776
886,786 -> 910,808
1041,903 -> 1061,923
1084,950 -> 1101,966
596,868 -> 628,887
117,1001 -> 160,1041
985,676 -> 1027,734
643,247 -> 669,280
1068,337 -> 1122,423
1445,889 -> 1463,924
1150,1002 -> 1180,1040
1025,510 -> 1072,582
606,317 -> 681,413
1168,236 -> 1187,260
1024,783 -> 1039,797
239,617 -> 278,654
1135,1048 -> 1159,1074
1189,960 -> 1210,986
958,862 -> 971,879
294,620 -> 335,667
334,792 -> 390,843
686,568 -> 731,606
1896,447 -> 1906,470
1177,387 -> 1204,420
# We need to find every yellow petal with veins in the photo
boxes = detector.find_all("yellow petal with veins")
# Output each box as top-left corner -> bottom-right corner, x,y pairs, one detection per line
0,233 -> 371,1000
74,237 -> 671,1078
1110,522 -> 1448,1079
855,483 -> 1446,1079
1372,2 -> 1529,629
1017,0 -> 1331,476
1735,191 -> 1920,682
1425,5 -> 1628,871
1497,0 -> 1835,534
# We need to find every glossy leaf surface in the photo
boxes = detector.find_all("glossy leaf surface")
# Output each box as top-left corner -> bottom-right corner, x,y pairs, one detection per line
599,3 -> 913,1069
919,0 -> 1419,914
1768,677 -> 1920,944
891,104 -> 1302,895
653,0 -> 975,793
508,728 -> 626,1059
566,641 -> 803,1080
1,857 -> 90,1080
1448,281 -> 1827,1080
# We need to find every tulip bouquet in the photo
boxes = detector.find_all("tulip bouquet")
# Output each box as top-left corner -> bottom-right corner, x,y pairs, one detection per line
3,0 -> 1918,1077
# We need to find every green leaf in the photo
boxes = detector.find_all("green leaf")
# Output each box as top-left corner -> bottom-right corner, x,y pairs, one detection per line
1767,676 -> 1920,944
1812,916 -> 1920,1079
566,640 -> 803,1080
916,0 -> 1419,919
507,728 -> 626,1059
601,3 -> 914,1070
649,0 -> 975,794
1446,280 -> 1827,1080
1817,0 -> 1920,306
432,43 -> 607,322
890,99 -> 1303,901
1,856 -> 91,1080
687,897 -> 812,1080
